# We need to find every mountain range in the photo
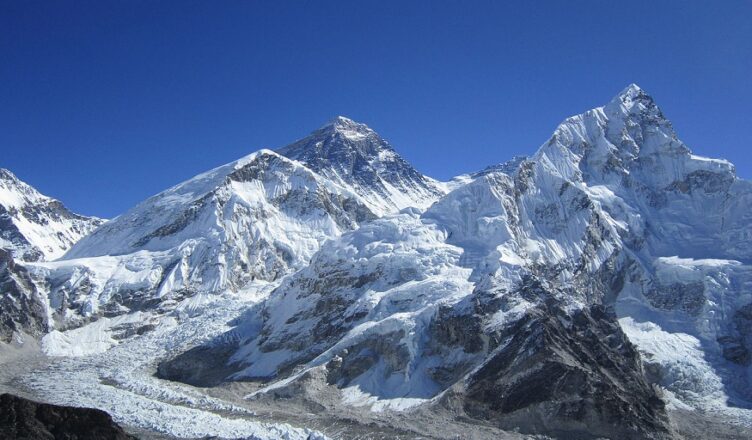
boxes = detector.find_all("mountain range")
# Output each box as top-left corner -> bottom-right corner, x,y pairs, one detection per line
1,85 -> 751,439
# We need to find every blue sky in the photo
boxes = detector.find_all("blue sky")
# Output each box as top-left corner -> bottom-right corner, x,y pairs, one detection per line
2,1 -> 751,218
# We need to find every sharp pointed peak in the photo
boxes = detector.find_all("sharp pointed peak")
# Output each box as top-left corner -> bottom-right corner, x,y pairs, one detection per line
609,83 -> 657,109
621,83 -> 644,95
319,115 -> 373,132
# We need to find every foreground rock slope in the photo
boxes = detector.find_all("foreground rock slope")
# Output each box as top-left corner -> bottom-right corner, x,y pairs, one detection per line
0,393 -> 136,440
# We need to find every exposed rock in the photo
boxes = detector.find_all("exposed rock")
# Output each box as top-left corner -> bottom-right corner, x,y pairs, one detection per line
644,282 -> 706,316
0,249 -> 48,342
457,302 -> 671,440
0,393 -> 136,440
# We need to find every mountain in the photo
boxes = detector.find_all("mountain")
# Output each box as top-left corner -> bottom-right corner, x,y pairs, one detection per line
0,169 -> 103,342
157,85 -> 752,438
0,169 -> 103,262
278,116 -> 445,214
3,86 -> 752,439
1,118 -> 443,341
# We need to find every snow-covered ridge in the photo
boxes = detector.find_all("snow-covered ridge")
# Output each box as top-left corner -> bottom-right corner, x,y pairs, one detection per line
0,168 -> 103,262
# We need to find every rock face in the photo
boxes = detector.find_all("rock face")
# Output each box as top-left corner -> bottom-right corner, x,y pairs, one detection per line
0,249 -> 48,342
458,301 -> 669,440
0,393 -> 135,440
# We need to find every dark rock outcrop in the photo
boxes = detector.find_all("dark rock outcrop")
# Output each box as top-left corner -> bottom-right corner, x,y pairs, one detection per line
0,393 -> 136,440
0,249 -> 48,343
456,301 -> 671,440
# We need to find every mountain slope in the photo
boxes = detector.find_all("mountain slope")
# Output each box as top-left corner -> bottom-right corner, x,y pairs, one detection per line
25,150 -> 374,332
0,169 -> 103,262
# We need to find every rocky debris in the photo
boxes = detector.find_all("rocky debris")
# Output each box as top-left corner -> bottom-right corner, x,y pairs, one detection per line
325,330 -> 411,388
0,393 -> 136,439
156,342 -> 239,387
719,303 -> 752,366
643,281 -> 706,316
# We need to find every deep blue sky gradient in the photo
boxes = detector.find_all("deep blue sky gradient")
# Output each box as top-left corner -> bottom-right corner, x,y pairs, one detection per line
2,1 -> 751,218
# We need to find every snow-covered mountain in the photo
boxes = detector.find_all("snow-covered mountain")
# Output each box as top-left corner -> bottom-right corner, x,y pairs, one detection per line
0,169 -> 103,342
1,118 -> 443,340
155,85 -> 752,438
278,116 -> 445,214
0,169 -> 103,262
3,85 -> 752,439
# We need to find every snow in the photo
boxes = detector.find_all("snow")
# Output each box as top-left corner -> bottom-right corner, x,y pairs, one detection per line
620,316 -> 752,427
42,312 -> 152,356
340,385 -> 427,412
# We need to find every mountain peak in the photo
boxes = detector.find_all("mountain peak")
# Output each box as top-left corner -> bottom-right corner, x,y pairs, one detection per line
0,168 -> 19,184
607,83 -> 659,114
620,82 -> 644,96
277,117 -> 444,214
317,115 -> 375,141
0,168 -> 103,262
324,115 -> 359,127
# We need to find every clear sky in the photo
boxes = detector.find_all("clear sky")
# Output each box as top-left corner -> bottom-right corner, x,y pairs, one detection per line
2,1 -> 751,218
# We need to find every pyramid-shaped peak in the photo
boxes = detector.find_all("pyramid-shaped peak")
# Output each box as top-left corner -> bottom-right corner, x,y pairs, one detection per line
621,83 -> 644,96
319,115 -> 375,135
609,83 -> 657,110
